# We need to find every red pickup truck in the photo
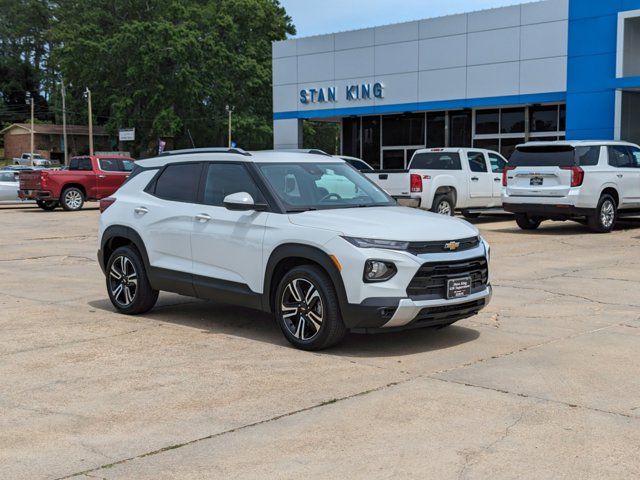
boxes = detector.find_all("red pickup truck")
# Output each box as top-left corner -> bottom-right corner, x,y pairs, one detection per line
19,155 -> 135,211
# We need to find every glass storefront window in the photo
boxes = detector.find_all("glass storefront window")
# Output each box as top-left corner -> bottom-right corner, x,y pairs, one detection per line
382,114 -> 425,146
449,111 -> 472,147
473,138 -> 499,152
500,138 -> 525,159
382,150 -> 405,169
501,108 -> 525,133
475,109 -> 499,135
559,104 -> 566,132
426,112 -> 445,148
530,105 -> 559,133
342,118 -> 360,158
362,116 -> 381,169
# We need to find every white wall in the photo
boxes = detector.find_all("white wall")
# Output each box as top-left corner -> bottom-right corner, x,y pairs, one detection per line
272,0 -> 568,148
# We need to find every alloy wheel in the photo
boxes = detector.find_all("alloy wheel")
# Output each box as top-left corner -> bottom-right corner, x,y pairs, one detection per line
280,278 -> 324,341
109,255 -> 138,307
65,190 -> 83,209
600,200 -> 615,229
437,201 -> 452,215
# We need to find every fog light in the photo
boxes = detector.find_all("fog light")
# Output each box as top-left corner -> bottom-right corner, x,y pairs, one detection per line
364,260 -> 397,283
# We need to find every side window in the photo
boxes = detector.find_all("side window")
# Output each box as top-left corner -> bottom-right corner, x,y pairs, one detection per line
99,159 -> 121,171
488,153 -> 507,173
468,152 -> 488,173
608,146 -> 634,168
70,158 -> 92,171
69,158 -> 79,170
575,146 -> 601,166
154,163 -> 202,203
628,146 -> 640,168
203,163 -> 264,207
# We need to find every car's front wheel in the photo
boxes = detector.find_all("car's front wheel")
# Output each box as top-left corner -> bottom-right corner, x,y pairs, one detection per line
106,246 -> 158,315
60,187 -> 85,211
515,213 -> 543,230
275,265 -> 346,351
588,194 -> 617,233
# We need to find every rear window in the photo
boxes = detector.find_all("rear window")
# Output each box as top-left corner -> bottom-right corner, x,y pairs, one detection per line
409,152 -> 462,170
153,163 -> 203,203
509,146 -> 601,167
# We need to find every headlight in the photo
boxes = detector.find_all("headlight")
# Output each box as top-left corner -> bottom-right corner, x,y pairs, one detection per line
343,236 -> 409,251
363,260 -> 397,283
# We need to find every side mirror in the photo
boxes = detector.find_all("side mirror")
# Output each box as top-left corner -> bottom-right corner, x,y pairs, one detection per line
223,192 -> 267,212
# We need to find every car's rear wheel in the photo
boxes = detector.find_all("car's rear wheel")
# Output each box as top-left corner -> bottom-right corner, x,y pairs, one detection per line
515,213 -> 542,230
60,187 -> 85,211
431,194 -> 454,216
106,246 -> 158,315
275,265 -> 346,351
588,194 -> 616,233
36,200 -> 58,211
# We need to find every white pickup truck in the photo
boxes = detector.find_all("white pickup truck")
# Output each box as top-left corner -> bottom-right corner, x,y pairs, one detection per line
13,153 -> 51,168
363,148 -> 508,217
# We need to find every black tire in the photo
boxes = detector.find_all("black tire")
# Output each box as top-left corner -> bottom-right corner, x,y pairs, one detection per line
461,210 -> 481,219
36,200 -> 58,211
588,194 -> 617,233
275,265 -> 347,351
60,187 -> 85,211
515,213 -> 542,230
106,246 -> 158,315
431,194 -> 455,216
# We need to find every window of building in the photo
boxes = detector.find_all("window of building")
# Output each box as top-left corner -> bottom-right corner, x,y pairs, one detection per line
153,162 -> 203,203
426,112 -> 446,148
621,15 -> 640,77
342,118 -> 360,158
382,113 -> 425,147
474,104 -> 565,159
449,111 -> 472,147
361,116 -> 381,169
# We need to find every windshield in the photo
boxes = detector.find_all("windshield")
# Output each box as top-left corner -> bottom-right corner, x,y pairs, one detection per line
257,162 -> 395,212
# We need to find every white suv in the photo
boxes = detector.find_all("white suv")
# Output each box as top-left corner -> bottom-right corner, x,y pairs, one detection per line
98,149 -> 492,350
502,141 -> 640,233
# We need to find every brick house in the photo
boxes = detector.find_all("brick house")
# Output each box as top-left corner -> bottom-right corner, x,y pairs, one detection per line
1,123 -> 112,163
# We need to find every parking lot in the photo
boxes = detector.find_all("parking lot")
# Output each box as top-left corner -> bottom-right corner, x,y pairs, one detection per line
1,203 -> 639,479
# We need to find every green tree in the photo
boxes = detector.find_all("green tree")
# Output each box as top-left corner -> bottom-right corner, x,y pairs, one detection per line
51,0 -> 294,157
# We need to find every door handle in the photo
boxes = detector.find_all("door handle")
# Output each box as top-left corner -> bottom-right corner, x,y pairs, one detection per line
471,177 -> 479,182
195,213 -> 211,223
494,178 -> 501,182
617,174 -> 624,178
98,174 -> 106,179
134,206 -> 149,215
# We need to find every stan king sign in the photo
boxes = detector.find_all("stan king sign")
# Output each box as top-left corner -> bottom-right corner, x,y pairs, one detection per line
300,82 -> 384,105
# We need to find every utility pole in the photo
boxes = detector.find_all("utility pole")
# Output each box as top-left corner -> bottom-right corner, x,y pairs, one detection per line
84,87 -> 94,156
226,105 -> 235,148
61,79 -> 69,165
26,92 -> 34,165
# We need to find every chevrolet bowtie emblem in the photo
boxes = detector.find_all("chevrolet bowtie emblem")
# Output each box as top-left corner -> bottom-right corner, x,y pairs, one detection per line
444,241 -> 461,251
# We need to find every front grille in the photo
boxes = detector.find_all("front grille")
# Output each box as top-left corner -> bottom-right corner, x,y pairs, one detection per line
413,299 -> 486,325
406,257 -> 488,299
407,236 -> 480,255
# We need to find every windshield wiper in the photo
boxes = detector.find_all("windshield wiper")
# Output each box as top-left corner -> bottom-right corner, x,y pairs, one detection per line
287,207 -> 318,213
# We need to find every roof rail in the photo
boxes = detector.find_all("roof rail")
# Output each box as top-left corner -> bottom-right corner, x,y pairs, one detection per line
160,147 -> 251,157
272,148 -> 331,156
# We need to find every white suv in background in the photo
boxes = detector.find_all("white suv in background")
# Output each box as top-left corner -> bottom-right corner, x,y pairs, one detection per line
98,149 -> 492,350
502,141 -> 640,233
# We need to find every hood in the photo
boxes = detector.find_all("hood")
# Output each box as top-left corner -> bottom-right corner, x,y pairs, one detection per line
288,206 -> 478,241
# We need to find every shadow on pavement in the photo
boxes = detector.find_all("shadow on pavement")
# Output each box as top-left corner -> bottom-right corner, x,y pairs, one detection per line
493,217 -> 640,235
89,295 -> 481,356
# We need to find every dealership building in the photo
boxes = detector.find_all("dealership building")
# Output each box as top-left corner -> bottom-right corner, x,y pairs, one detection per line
272,0 -> 640,169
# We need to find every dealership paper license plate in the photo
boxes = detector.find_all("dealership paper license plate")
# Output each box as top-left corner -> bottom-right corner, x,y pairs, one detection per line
447,277 -> 471,299
530,176 -> 544,186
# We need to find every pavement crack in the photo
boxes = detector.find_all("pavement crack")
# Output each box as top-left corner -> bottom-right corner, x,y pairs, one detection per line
493,283 -> 640,308
53,378 -> 413,479
429,375 -> 638,420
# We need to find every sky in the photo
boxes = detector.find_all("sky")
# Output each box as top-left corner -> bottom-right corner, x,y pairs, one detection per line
279,0 -> 535,38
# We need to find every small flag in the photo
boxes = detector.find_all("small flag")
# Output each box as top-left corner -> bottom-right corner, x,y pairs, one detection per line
158,139 -> 166,154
